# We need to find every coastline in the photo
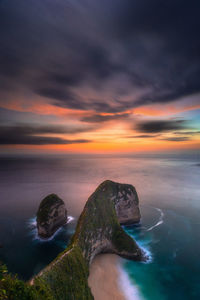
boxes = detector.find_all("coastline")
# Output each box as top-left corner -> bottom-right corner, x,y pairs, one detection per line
88,254 -> 126,300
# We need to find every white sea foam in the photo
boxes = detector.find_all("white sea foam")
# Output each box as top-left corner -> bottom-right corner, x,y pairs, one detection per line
118,218 -> 154,300
146,208 -> 164,232
27,216 -> 37,228
67,215 -> 75,223
27,215 -> 75,242
118,263 -> 145,300
138,242 -> 152,263
122,228 -> 153,263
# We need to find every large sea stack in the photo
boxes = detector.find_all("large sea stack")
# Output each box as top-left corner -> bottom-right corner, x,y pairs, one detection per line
36,194 -> 67,239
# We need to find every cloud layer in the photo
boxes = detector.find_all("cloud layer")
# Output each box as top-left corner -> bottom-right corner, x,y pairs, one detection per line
135,120 -> 186,133
0,0 -> 200,113
0,0 -> 199,148
0,125 -> 92,145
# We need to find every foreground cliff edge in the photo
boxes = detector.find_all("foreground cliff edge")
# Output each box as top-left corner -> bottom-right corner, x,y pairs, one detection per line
0,180 -> 145,300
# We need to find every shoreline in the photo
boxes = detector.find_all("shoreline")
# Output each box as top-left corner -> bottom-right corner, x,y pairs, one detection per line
88,254 -> 126,300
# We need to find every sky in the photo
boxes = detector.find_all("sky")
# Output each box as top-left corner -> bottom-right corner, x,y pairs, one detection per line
0,0 -> 200,153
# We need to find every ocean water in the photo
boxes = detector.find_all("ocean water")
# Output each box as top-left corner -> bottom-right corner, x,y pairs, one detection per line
0,153 -> 200,299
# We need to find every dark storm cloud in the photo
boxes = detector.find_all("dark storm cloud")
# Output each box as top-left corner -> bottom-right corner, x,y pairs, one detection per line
0,124 -> 95,135
174,131 -> 200,135
35,86 -> 83,110
0,135 -> 91,145
127,134 -> 160,139
0,0 -> 200,112
44,72 -> 82,87
135,120 -> 186,133
81,113 -> 130,123
0,124 -> 92,145
159,137 -> 190,142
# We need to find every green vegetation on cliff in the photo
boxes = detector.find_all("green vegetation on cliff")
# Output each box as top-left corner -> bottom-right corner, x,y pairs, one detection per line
0,262 -> 53,300
34,246 -> 93,300
72,180 -> 141,261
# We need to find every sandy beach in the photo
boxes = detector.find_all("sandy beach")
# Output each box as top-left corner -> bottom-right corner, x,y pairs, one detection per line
88,254 -> 125,300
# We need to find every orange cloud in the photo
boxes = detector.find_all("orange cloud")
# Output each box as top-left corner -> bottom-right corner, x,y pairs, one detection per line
134,103 -> 200,117
1,138 -> 199,153
0,99 -> 85,118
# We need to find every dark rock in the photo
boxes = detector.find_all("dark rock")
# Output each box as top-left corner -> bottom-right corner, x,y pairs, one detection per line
111,180 -> 141,224
36,194 -> 67,239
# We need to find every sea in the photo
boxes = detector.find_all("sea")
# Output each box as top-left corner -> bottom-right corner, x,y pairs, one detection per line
0,152 -> 200,299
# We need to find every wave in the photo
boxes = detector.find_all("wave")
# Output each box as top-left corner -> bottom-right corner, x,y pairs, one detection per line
67,215 -> 75,223
137,241 -> 152,264
146,208 -> 164,232
123,228 -> 153,263
27,215 -> 75,242
119,207 -> 165,299
118,263 -> 145,300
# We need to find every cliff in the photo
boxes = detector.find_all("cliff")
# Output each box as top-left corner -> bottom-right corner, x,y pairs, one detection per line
32,180 -> 144,300
0,180 -> 144,300
71,180 -> 142,263
37,194 -> 67,239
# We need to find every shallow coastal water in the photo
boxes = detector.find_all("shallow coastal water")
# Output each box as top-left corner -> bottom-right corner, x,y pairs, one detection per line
0,153 -> 200,299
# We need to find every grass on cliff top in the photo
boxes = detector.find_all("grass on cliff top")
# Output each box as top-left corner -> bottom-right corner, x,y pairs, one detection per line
35,246 -> 93,300
0,262 -> 53,300
71,180 -> 140,258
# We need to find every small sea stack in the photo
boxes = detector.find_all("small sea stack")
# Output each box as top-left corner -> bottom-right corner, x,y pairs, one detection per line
36,194 -> 67,239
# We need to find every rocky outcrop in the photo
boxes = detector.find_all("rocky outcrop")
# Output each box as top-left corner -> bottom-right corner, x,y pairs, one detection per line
111,181 -> 141,224
73,180 -> 142,264
32,180 -> 145,300
36,194 -> 67,239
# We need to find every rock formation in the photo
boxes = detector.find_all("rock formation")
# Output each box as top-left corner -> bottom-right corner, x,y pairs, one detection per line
31,180 -> 145,300
36,194 -> 67,239
109,180 -> 141,224
1,181 -> 144,300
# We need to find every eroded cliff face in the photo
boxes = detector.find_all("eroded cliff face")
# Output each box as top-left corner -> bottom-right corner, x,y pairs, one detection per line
32,180 -> 144,300
36,194 -> 67,239
112,182 -> 141,224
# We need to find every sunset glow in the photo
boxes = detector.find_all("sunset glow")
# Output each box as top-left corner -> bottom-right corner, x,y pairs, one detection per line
0,1 -> 200,154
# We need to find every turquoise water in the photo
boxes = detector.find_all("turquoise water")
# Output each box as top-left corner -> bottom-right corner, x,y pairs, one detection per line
122,205 -> 200,299
0,154 -> 199,298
